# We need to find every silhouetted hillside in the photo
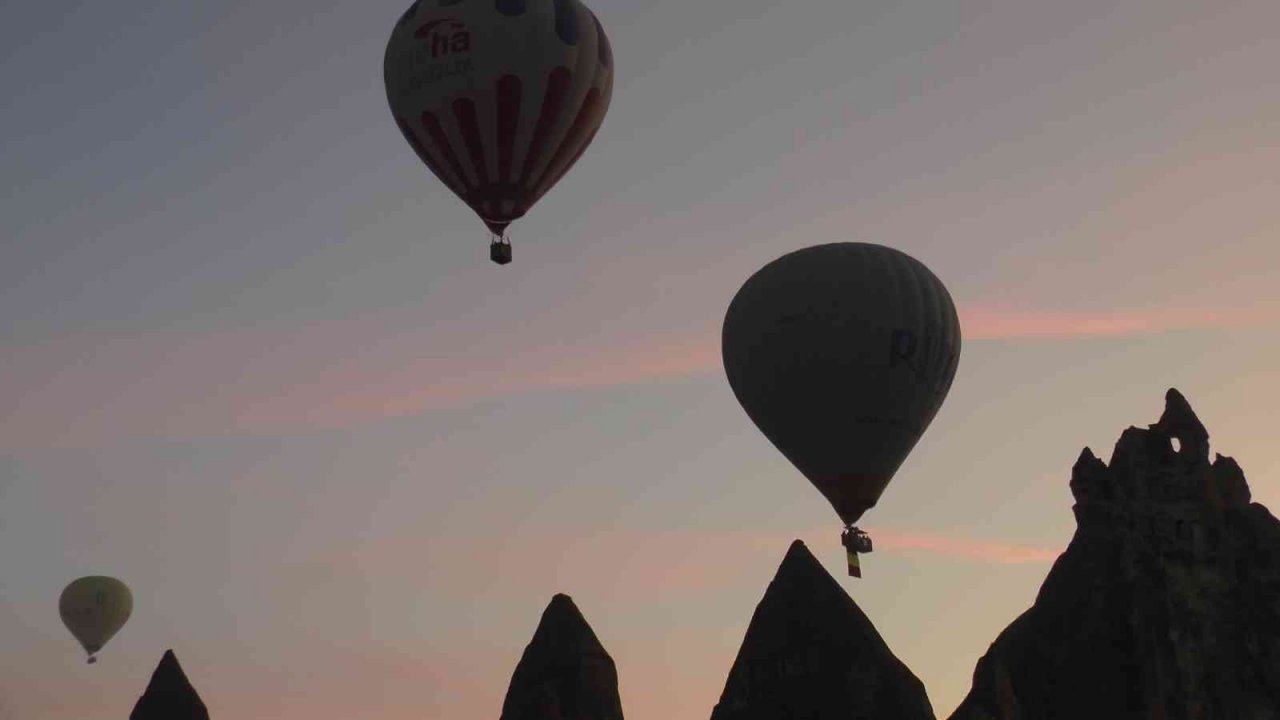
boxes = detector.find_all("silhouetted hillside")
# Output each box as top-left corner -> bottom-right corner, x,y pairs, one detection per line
500,593 -> 625,720
130,649 -> 209,720
711,540 -> 935,720
951,389 -> 1280,719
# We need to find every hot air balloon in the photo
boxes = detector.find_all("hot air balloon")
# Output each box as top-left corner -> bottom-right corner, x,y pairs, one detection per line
59,576 -> 132,663
722,243 -> 961,578
384,0 -> 614,265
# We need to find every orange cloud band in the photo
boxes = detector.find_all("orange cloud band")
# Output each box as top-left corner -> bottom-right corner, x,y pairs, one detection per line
0,304 -> 1268,446
864,527 -> 1060,564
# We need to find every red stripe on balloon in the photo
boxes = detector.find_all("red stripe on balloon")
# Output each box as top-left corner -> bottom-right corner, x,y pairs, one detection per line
534,124 -> 598,205
420,109 -> 474,189
531,87 -> 603,202
495,75 -> 522,183
395,114 -> 465,195
452,97 -> 489,186
518,66 -> 572,190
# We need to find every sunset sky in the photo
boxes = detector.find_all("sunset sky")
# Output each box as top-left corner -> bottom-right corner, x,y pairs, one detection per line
2,1 -> 1279,718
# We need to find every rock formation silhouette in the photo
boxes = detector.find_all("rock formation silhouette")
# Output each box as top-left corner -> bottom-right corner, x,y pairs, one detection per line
499,593 -> 625,720
950,388 -> 1280,720
711,539 -> 936,720
129,649 -> 209,720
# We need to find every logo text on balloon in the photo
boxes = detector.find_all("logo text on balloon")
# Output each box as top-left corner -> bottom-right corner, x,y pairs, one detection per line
889,328 -> 959,395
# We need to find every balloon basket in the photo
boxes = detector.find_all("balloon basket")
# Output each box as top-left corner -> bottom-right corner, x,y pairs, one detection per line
841,526 -> 873,578
490,236 -> 512,265
87,656 -> 97,664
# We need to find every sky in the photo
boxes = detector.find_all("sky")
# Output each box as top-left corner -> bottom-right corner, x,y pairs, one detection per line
1,0 -> 1278,717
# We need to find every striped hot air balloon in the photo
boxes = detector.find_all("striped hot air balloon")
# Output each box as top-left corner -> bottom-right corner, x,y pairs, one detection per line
384,0 -> 614,265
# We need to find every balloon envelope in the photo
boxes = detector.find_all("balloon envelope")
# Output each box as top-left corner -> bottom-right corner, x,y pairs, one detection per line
722,242 -> 961,525
59,576 -> 132,660
384,0 -> 613,238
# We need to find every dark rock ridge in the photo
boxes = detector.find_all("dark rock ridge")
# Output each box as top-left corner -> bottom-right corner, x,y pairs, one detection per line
130,649 -> 209,720
500,593 -> 625,720
711,539 -> 936,720
950,389 -> 1280,720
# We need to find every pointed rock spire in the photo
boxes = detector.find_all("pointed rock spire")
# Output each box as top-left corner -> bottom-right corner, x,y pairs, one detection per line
130,650 -> 209,720
1151,387 -> 1209,463
1073,388 -> 1251,524
1069,446 -> 1109,503
1213,454 -> 1251,505
499,594 -> 624,720
710,540 -> 935,720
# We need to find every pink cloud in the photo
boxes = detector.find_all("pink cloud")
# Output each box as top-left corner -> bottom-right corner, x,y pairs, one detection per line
0,302 -> 1267,447
548,527 -> 1062,591
864,527 -> 1060,564
960,305 -> 1268,340
362,525 -> 1060,609
0,316 -> 718,447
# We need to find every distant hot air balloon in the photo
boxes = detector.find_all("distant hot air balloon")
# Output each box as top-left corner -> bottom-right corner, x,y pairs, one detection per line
722,243 -> 961,578
384,0 -> 614,265
59,576 -> 132,663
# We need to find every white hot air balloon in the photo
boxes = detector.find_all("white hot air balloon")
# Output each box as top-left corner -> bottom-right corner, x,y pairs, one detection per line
723,243 -> 962,577
59,576 -> 133,664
